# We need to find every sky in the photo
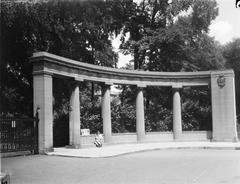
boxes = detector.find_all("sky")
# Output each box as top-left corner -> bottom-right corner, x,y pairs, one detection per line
113,0 -> 240,68
209,0 -> 240,44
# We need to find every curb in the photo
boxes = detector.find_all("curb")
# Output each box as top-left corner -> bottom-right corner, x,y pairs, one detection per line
1,151 -> 32,158
47,145 -> 240,158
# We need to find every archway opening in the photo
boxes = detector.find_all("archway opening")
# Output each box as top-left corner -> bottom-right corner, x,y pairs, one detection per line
181,86 -> 212,132
145,86 -> 172,132
111,84 -> 136,133
52,77 -> 70,147
80,81 -> 102,135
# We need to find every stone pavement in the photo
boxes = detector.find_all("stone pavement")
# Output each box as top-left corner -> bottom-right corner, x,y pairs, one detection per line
47,141 -> 240,158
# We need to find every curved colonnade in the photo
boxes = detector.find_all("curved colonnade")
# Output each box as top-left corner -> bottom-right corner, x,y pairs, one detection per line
30,52 -> 238,153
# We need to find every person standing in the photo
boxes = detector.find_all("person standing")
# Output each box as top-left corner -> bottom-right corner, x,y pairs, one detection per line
94,131 -> 103,147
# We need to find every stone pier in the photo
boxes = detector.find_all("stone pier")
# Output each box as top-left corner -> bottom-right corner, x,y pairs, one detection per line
33,73 -> 53,153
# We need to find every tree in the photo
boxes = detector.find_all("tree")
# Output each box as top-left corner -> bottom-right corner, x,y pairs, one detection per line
120,0 -> 223,71
118,0 -> 224,131
0,0 -> 229,134
0,0 -> 136,116
223,39 -> 240,125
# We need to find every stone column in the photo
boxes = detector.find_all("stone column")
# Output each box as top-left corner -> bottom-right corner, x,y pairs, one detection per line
136,87 -> 145,142
172,87 -> 182,140
69,83 -> 81,148
101,84 -> 112,143
33,73 -> 53,153
211,71 -> 238,142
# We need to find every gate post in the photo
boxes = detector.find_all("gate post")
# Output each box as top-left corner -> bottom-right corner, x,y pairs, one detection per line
33,72 -> 53,153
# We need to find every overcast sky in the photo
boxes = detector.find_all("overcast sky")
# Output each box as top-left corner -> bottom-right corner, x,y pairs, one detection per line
113,0 -> 240,68
209,0 -> 240,44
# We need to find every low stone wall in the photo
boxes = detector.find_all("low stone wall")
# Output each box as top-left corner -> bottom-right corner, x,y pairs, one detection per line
182,131 -> 212,141
112,133 -> 137,144
145,132 -> 174,142
145,131 -> 211,142
80,134 -> 95,146
80,131 -> 212,146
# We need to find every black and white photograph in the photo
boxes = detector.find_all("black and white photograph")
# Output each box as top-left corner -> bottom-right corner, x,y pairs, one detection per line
1,0 -> 240,183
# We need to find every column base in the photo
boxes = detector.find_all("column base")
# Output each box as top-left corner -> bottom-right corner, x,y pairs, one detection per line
39,147 -> 54,154
104,138 -> 112,144
137,140 -> 145,143
137,134 -> 146,142
173,134 -> 182,141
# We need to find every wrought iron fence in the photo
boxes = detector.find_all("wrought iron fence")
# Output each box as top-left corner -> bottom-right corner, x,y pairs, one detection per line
0,118 -> 38,154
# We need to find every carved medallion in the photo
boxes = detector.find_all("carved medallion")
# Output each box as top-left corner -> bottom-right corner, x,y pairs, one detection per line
217,74 -> 226,88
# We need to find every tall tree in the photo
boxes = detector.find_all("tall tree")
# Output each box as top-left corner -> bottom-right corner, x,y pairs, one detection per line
0,0 -> 135,116
118,0 -> 224,131
120,0 -> 223,71
223,38 -> 240,123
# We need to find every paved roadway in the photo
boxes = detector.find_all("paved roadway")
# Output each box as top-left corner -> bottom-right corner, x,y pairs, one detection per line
2,149 -> 240,184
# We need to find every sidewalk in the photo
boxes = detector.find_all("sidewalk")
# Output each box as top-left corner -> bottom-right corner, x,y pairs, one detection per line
47,141 -> 240,158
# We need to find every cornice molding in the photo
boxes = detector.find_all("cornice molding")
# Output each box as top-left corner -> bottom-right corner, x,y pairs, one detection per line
30,52 -> 234,87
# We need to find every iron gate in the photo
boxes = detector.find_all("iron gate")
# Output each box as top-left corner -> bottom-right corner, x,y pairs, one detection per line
0,118 -> 38,154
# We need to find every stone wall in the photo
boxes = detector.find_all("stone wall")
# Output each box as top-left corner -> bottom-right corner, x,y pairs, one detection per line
81,131 -> 211,146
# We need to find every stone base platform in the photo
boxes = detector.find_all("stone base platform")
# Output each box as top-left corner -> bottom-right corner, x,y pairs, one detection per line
47,141 -> 240,158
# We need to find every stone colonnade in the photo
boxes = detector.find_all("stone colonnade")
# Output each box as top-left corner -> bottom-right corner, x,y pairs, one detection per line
33,74 -> 185,152
31,52 -> 238,153
68,82 -> 185,146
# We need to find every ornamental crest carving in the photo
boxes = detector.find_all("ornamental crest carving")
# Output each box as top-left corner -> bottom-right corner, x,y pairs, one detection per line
217,75 -> 226,88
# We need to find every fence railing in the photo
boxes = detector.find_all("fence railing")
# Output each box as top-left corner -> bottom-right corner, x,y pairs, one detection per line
0,118 -> 38,154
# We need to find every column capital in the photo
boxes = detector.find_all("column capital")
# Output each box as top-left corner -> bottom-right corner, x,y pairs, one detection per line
136,84 -> 147,88
101,83 -> 111,91
172,83 -> 182,89
74,76 -> 84,82
33,71 -> 53,77
70,81 -> 80,88
104,81 -> 113,86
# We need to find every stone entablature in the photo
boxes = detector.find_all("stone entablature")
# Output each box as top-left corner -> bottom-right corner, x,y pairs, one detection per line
30,52 -> 235,87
